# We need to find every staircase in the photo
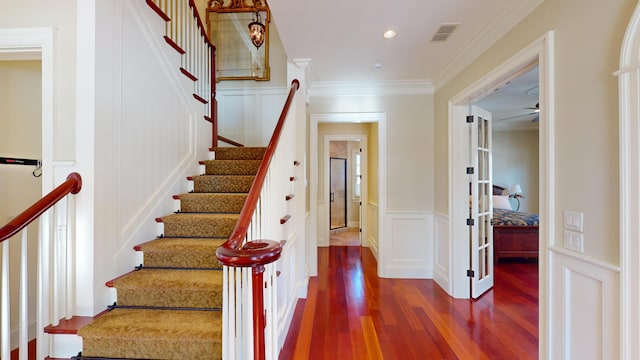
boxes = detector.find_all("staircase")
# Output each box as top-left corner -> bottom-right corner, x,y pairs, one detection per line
76,146 -> 266,359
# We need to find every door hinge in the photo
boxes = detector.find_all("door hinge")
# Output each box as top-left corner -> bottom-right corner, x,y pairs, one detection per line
466,167 -> 474,174
360,201 -> 362,206
467,218 -> 475,226
466,269 -> 475,278
359,228 -> 362,233
466,115 -> 474,123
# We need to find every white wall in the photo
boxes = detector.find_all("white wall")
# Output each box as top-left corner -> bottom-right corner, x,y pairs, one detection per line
433,0 -> 634,357
73,0 -> 211,314
0,0 -> 76,160
310,90 -> 434,278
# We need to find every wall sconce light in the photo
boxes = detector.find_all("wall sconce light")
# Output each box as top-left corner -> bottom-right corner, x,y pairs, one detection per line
509,184 -> 524,211
248,11 -> 265,49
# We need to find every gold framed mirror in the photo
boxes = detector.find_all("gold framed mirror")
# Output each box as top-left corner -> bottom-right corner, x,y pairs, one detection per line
207,0 -> 270,81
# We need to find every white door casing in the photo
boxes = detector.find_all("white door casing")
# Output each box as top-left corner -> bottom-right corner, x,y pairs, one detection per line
617,1 -> 640,358
448,31 -> 554,356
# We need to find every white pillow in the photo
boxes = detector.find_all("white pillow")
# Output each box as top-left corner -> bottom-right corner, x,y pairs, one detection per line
492,195 -> 512,210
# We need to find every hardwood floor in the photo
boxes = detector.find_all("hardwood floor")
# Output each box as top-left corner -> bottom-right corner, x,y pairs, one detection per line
329,227 -> 361,246
279,246 -> 538,360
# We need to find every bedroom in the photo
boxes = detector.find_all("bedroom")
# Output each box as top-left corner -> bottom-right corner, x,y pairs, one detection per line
475,65 -> 540,273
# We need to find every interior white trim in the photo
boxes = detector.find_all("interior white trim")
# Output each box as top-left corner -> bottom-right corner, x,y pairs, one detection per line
309,80 -> 433,97
0,28 -> 54,193
617,1 -> 640,358
309,112 -> 386,277
0,26 -> 54,360
447,31 -> 554,356
432,0 -> 544,89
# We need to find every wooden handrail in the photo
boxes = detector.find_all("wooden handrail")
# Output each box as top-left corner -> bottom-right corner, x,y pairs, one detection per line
0,172 -> 82,243
216,79 -> 300,266
218,135 -> 244,147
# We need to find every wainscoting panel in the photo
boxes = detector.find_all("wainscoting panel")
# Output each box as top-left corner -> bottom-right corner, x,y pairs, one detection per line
217,88 -> 287,147
316,201 -> 329,247
366,202 -> 379,259
548,248 -> 620,360
382,211 -> 433,279
432,212 -> 450,293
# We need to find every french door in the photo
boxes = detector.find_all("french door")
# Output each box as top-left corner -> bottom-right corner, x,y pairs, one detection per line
468,105 -> 494,298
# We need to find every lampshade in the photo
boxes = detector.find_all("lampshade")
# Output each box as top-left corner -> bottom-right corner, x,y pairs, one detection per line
510,184 -> 523,195
248,11 -> 265,49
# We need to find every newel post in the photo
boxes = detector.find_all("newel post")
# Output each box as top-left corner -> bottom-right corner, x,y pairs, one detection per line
252,265 -> 266,360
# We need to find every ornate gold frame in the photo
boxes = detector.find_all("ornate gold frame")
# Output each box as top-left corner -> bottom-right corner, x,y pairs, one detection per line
206,0 -> 270,81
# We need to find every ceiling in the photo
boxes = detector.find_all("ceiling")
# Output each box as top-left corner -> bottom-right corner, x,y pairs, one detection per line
266,0 -> 542,130
475,66 -> 540,132
267,0 -> 542,86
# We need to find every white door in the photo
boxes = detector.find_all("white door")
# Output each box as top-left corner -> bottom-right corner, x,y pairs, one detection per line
468,105 -> 494,298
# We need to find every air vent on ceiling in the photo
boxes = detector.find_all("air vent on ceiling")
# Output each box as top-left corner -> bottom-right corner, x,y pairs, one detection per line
431,23 -> 460,42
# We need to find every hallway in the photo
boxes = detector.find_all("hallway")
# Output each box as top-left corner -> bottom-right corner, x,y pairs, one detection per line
279,247 -> 538,359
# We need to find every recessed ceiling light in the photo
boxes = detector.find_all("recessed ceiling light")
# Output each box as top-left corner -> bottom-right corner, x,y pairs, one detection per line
383,29 -> 397,39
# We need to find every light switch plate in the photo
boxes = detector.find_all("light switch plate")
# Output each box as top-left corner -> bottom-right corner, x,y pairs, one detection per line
564,210 -> 584,232
564,230 -> 584,253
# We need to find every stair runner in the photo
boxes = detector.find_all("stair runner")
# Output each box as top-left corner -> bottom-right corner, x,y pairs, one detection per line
76,147 -> 266,360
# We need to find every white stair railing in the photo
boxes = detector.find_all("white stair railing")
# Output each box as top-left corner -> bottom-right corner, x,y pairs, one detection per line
217,80 -> 300,360
146,0 -> 217,146
0,173 -> 82,360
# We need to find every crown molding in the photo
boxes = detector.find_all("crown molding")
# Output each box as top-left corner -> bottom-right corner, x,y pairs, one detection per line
432,0 -> 543,90
308,79 -> 434,97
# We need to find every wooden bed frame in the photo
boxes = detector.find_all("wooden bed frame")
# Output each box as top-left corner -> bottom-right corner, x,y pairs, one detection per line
492,185 -> 539,263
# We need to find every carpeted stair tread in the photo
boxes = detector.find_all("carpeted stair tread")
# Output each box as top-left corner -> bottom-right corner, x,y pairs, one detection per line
161,213 -> 239,238
178,193 -> 247,213
136,237 -> 226,268
214,146 -> 266,160
78,308 -> 221,360
204,159 -> 261,175
193,175 -> 255,193
110,269 -> 222,308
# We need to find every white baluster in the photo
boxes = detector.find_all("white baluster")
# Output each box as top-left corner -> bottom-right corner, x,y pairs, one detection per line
36,211 -> 51,360
19,230 -> 28,360
66,194 -> 75,319
1,239 -> 10,359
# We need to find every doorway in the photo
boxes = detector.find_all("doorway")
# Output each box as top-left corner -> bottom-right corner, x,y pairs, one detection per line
449,32 -> 553,299
309,113 -> 386,277
447,31 -> 553,355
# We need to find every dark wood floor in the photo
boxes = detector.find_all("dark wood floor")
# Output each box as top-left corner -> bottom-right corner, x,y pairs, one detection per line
279,246 -> 538,360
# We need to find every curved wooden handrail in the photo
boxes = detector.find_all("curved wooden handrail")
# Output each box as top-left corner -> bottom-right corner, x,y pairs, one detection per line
216,79 -> 300,267
218,135 -> 244,147
0,172 -> 82,243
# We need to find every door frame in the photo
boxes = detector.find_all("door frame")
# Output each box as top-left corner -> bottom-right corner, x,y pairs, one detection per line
0,28 -> 54,194
328,156 -> 348,231
309,112 -> 386,277
325,136 -> 367,241
617,2 -> 640,358
448,31 -> 554,354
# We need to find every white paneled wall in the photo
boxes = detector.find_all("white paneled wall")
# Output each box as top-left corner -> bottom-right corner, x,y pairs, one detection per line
366,202 -> 378,257
381,211 -> 433,279
433,212 -> 450,293
217,88 -> 288,147
548,248 -> 620,360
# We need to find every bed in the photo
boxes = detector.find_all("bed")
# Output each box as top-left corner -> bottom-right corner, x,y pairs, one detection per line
492,184 -> 539,263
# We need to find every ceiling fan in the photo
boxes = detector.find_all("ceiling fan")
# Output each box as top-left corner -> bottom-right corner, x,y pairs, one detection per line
498,103 -> 539,122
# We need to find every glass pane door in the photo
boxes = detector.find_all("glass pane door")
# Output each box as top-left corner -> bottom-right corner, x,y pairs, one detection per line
470,106 -> 494,298
330,157 -> 347,230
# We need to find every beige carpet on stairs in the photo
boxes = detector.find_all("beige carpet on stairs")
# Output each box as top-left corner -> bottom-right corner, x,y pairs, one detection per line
77,147 -> 266,360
